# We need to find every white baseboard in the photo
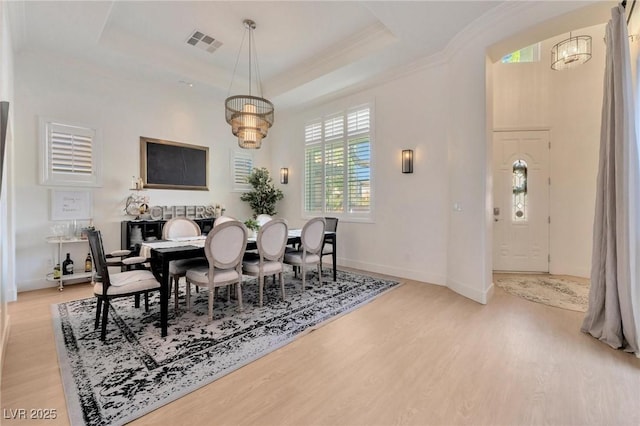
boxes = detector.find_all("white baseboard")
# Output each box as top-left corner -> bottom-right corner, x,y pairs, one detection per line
447,278 -> 494,305
334,257 -> 447,287
549,266 -> 590,279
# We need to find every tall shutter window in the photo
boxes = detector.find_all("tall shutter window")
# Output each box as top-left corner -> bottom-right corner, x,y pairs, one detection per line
347,137 -> 371,213
40,119 -> 102,187
304,121 -> 323,214
346,107 -> 371,214
303,104 -> 373,220
232,150 -> 254,191
324,141 -> 344,213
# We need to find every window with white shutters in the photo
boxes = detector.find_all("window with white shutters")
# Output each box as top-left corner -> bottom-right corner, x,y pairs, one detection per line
40,118 -> 102,187
303,104 -> 373,220
232,150 -> 254,192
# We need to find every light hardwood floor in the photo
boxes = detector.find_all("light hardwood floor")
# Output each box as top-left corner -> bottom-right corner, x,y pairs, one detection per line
2,273 -> 639,425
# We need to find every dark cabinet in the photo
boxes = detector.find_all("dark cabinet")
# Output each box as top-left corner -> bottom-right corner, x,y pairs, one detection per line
121,218 -> 214,252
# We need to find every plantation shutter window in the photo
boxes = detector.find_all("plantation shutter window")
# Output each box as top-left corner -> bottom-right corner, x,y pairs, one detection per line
303,104 -> 373,220
232,151 -> 254,191
40,119 -> 102,187
304,143 -> 323,213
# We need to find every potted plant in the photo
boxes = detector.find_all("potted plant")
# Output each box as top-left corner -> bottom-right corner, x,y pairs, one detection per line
244,218 -> 259,237
240,167 -> 284,218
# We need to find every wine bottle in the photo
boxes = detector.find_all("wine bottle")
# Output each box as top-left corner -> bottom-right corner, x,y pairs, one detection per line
62,253 -> 74,275
53,264 -> 61,280
84,253 -> 92,273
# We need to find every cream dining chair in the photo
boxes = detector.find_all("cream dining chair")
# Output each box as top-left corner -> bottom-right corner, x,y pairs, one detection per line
242,219 -> 288,306
283,217 -> 326,291
256,214 -> 273,227
184,220 -> 248,322
162,217 -> 207,311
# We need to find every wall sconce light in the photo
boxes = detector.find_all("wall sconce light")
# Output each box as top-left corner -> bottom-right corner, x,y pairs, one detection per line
402,150 -> 414,174
280,167 -> 289,184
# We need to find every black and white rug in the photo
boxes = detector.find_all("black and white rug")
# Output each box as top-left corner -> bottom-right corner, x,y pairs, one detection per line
52,270 -> 400,426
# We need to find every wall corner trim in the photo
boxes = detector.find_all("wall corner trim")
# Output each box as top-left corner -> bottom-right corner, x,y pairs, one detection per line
447,278 -> 494,305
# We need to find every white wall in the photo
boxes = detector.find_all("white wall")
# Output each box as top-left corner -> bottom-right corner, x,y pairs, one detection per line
492,23 -> 606,278
13,51 -> 271,291
271,2 -> 609,304
1,0 -> 16,384
548,25 -> 605,277
271,65 -> 450,285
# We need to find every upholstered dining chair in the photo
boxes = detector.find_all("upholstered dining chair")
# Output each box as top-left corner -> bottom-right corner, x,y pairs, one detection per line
283,217 -> 326,291
184,220 -> 248,322
162,217 -> 207,311
256,214 -> 273,227
105,249 -> 147,271
87,229 -> 161,341
242,219 -> 288,306
213,215 -> 234,227
321,217 -> 339,278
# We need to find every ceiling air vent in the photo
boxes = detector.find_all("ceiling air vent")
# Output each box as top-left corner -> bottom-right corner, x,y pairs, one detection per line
186,30 -> 223,54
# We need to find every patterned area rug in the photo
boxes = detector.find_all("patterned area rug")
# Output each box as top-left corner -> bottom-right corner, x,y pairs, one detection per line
494,275 -> 589,312
51,270 -> 400,426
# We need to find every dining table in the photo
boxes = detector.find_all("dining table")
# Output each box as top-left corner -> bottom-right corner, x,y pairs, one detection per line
140,230 -> 337,337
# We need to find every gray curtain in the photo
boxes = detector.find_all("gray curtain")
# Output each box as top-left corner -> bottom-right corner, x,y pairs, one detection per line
581,5 -> 640,355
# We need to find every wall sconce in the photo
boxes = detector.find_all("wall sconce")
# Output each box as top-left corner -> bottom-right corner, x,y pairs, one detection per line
402,150 -> 414,174
280,167 -> 289,184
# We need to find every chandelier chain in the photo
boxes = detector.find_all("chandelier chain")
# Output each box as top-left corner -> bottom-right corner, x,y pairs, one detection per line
226,29 -> 247,98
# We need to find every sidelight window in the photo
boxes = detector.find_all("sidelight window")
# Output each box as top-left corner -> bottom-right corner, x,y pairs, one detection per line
512,159 -> 528,222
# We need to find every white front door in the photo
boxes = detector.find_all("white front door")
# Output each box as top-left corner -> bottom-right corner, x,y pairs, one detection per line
493,130 -> 550,272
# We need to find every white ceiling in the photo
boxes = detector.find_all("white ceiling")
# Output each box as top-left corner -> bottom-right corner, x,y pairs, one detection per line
9,1 -> 505,108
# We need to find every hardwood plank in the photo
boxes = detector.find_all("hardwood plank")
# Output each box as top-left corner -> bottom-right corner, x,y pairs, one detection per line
2,273 -> 639,426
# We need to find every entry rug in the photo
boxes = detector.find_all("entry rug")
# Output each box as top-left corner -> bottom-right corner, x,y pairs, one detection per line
51,270 -> 400,426
494,274 -> 589,312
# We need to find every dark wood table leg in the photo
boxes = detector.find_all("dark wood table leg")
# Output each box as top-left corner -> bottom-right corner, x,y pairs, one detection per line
332,235 -> 337,282
160,254 -> 169,337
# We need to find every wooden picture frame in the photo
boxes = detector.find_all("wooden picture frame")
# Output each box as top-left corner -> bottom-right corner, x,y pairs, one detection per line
140,137 -> 209,190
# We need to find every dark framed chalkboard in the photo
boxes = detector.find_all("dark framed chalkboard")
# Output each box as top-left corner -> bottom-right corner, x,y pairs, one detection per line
140,137 -> 209,190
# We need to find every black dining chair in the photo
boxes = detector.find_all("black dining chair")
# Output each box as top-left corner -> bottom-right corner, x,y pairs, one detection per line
321,217 -> 338,277
87,229 -> 161,341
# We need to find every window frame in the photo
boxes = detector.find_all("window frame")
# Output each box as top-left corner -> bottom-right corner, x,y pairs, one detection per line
39,117 -> 102,187
302,103 -> 375,223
